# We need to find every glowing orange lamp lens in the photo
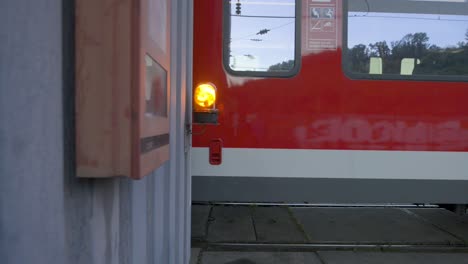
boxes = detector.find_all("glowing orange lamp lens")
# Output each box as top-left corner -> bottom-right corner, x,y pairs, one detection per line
194,83 -> 217,108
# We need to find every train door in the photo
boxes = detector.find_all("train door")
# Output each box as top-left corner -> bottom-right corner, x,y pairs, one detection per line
191,0 -> 468,203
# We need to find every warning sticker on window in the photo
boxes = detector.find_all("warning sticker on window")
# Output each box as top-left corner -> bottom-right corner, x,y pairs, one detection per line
307,0 -> 337,51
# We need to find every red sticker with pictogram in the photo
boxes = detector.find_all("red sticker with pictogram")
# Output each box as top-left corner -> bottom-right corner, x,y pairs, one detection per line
307,0 -> 337,51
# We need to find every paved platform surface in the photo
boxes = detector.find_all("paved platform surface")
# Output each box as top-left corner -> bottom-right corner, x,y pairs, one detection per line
191,205 -> 468,264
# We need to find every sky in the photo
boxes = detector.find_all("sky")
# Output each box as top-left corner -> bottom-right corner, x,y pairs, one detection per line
348,12 -> 468,48
228,0 -> 296,71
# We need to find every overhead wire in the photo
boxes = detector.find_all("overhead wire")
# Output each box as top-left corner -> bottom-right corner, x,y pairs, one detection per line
349,14 -> 468,22
230,20 -> 295,42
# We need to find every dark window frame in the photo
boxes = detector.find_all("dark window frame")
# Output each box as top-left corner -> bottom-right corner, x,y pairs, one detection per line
342,0 -> 468,82
222,0 -> 302,78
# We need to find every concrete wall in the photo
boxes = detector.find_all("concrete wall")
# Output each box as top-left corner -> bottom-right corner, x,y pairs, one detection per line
0,0 -> 192,263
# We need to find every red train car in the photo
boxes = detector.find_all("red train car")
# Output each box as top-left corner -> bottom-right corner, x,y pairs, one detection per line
191,0 -> 468,203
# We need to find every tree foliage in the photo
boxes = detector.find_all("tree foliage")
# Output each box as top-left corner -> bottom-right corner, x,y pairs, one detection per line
268,60 -> 295,72
346,30 -> 468,76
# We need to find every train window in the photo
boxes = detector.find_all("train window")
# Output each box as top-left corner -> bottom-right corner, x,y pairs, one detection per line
344,0 -> 468,81
223,0 -> 301,77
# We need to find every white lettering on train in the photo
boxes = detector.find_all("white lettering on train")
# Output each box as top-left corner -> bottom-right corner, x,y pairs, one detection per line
297,118 -> 468,149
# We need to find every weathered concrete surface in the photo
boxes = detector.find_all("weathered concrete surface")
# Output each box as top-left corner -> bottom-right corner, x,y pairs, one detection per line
190,248 -> 201,264
193,206 -> 468,263
409,208 -> 468,243
318,251 -> 468,264
192,205 -> 212,239
292,207 -> 461,245
207,206 -> 256,242
252,206 -> 307,243
201,251 -> 323,264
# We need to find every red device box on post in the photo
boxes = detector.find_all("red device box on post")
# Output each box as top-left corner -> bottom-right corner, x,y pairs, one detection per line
75,0 -> 171,179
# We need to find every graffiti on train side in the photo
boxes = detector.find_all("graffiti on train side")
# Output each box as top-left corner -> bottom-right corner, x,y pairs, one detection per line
295,117 -> 468,150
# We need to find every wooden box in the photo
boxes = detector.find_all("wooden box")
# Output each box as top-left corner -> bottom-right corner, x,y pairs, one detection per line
75,0 -> 171,179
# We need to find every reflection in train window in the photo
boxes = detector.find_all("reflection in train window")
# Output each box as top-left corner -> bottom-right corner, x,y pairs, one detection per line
345,0 -> 468,80
224,0 -> 300,77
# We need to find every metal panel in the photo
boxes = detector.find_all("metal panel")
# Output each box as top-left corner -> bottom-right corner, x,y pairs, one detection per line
193,176 -> 468,203
0,0 -> 191,263
0,1 -> 66,263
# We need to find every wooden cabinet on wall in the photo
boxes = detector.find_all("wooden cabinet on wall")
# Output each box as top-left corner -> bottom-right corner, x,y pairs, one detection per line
75,0 -> 171,179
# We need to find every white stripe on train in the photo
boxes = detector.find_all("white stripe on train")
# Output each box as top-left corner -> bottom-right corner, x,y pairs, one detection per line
192,148 -> 468,180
